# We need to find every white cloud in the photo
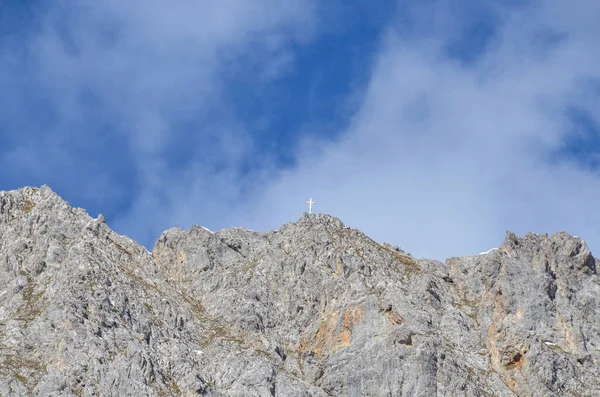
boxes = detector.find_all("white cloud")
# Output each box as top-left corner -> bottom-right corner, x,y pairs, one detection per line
4,0 -> 600,262
225,0 -> 600,260
0,0 -> 317,237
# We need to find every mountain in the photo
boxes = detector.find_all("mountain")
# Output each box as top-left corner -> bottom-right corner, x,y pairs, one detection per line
0,186 -> 598,396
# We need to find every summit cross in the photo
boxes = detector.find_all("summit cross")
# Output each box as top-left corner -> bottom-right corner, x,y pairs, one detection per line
305,198 -> 316,214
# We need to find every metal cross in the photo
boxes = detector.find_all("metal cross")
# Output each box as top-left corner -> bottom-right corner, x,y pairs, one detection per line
305,198 -> 316,214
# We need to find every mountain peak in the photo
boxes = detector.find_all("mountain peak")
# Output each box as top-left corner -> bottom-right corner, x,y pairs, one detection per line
0,187 -> 598,396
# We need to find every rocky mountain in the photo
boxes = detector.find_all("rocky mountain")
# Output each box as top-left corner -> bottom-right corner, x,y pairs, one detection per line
0,186 -> 598,396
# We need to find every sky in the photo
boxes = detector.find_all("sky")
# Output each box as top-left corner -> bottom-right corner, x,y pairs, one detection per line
1,0 -> 600,260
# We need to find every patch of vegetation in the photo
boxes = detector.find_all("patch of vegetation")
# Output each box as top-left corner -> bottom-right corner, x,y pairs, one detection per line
325,228 -> 338,244
88,280 -> 97,291
73,385 -> 84,397
0,354 -> 46,393
16,275 -> 47,326
465,311 -> 478,321
379,244 -> 419,268
181,294 -> 210,323
161,369 -> 182,395
181,293 -> 259,353
255,349 -> 272,360
243,260 -> 258,273
22,200 -> 36,213
544,342 -> 565,351
117,264 -> 157,290
142,301 -> 165,327
452,300 -> 480,323
110,238 -> 132,257
60,239 -> 71,251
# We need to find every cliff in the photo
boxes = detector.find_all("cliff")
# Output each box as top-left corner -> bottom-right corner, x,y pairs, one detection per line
0,186 -> 598,396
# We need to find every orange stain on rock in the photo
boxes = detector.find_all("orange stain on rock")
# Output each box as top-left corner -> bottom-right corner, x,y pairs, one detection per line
508,379 -> 516,391
339,306 -> 366,347
313,310 -> 340,357
307,305 -> 366,359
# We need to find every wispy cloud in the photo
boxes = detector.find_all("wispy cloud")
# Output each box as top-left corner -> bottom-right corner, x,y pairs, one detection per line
0,0 -> 318,241
228,0 -> 600,259
2,1 -> 599,261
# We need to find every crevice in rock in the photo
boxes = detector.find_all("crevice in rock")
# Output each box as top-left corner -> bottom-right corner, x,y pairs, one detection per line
506,352 -> 524,368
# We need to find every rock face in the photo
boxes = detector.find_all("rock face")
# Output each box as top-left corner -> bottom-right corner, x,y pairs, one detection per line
0,186 -> 598,396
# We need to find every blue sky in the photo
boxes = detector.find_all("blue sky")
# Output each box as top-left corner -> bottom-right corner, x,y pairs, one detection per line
1,0 -> 599,260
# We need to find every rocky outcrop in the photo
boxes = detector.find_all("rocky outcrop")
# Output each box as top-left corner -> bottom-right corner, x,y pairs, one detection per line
0,186 -> 598,396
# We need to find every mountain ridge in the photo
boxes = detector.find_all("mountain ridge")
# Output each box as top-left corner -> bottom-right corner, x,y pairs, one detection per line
0,185 -> 598,396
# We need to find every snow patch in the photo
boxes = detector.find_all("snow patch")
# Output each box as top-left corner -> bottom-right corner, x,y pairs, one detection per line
478,248 -> 498,255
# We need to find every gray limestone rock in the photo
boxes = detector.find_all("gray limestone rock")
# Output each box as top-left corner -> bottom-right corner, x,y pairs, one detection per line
0,186 -> 598,396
